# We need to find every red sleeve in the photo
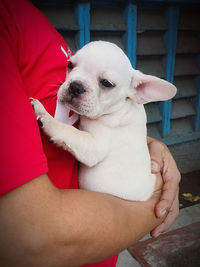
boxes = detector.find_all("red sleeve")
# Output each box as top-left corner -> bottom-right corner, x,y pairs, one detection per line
0,1 -> 48,196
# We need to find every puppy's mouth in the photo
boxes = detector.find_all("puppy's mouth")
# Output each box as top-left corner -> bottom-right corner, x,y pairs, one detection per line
61,89 -> 86,116
58,81 -> 99,118
65,92 -> 97,118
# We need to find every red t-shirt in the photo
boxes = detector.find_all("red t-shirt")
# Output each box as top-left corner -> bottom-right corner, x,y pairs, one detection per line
0,0 -> 118,266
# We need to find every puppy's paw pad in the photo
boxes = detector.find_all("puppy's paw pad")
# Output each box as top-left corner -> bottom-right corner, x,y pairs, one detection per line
37,118 -> 44,128
48,138 -> 54,144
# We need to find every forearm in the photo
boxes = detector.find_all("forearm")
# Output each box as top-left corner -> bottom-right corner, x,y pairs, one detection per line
0,174 -> 163,267
58,188 -> 163,266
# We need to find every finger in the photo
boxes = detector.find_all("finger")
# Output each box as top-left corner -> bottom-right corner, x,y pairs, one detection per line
151,196 -> 179,237
151,195 -> 179,237
155,169 -> 180,218
147,142 -> 166,173
155,181 -> 178,218
149,149 -> 163,167
162,157 -> 181,183
162,158 -> 169,176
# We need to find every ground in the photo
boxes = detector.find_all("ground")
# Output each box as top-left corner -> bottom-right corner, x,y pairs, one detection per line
179,170 -> 200,209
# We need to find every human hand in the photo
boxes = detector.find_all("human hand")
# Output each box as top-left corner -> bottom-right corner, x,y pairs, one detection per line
147,137 -> 181,237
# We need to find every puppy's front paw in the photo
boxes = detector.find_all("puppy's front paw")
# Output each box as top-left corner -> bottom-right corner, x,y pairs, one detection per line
30,98 -> 49,128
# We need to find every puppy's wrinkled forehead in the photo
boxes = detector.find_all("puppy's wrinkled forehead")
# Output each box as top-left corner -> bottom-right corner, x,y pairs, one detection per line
72,41 -> 132,76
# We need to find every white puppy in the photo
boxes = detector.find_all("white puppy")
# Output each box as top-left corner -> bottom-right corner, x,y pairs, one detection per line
31,41 -> 177,201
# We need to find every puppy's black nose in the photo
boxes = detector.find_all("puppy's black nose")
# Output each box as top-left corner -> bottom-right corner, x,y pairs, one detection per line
68,82 -> 85,98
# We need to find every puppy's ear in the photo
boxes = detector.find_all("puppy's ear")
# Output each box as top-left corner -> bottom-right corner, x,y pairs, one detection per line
128,70 -> 177,104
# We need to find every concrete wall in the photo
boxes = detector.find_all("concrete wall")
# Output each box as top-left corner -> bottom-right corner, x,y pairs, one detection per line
169,140 -> 200,174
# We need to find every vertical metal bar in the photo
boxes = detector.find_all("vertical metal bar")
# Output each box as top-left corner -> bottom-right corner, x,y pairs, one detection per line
75,3 -> 90,49
75,4 -> 84,49
123,4 -> 137,69
194,74 -> 200,131
160,6 -> 179,137
83,3 -> 90,45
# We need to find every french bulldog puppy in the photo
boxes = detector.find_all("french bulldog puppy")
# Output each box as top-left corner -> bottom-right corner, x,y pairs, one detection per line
31,41 -> 177,201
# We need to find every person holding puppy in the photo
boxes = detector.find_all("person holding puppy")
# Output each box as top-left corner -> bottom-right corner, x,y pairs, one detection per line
0,0 -> 180,266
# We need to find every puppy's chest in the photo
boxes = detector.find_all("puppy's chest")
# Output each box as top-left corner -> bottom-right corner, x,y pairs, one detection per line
103,127 -> 150,171
78,119 -> 154,201
81,119 -> 148,165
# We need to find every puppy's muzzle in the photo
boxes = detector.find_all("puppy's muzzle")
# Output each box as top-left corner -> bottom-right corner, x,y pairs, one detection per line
68,82 -> 85,98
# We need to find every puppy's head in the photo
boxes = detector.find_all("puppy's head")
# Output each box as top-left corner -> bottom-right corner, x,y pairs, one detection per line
58,41 -> 177,118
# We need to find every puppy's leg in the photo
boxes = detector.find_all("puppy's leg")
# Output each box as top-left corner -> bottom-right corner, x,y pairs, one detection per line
30,98 -> 108,167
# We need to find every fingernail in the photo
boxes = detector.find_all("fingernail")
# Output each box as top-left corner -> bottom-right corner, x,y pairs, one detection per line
151,161 -> 160,172
154,232 -> 161,238
160,209 -> 167,216
37,119 -> 43,128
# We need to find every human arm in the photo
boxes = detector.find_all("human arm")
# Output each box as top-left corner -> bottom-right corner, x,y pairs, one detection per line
0,172 -> 164,267
147,136 -> 181,237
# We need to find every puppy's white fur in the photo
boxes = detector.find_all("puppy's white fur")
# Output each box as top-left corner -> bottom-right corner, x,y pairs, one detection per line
31,41 -> 177,201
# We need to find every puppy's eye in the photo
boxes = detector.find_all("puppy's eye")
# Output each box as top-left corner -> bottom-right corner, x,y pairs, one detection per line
67,61 -> 74,70
100,79 -> 114,88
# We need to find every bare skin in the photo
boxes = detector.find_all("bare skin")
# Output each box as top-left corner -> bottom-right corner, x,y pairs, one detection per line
0,137 -> 180,267
0,172 -> 165,267
147,137 -> 181,237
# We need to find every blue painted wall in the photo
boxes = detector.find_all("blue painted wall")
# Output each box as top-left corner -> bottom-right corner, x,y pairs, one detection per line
35,0 -> 200,146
